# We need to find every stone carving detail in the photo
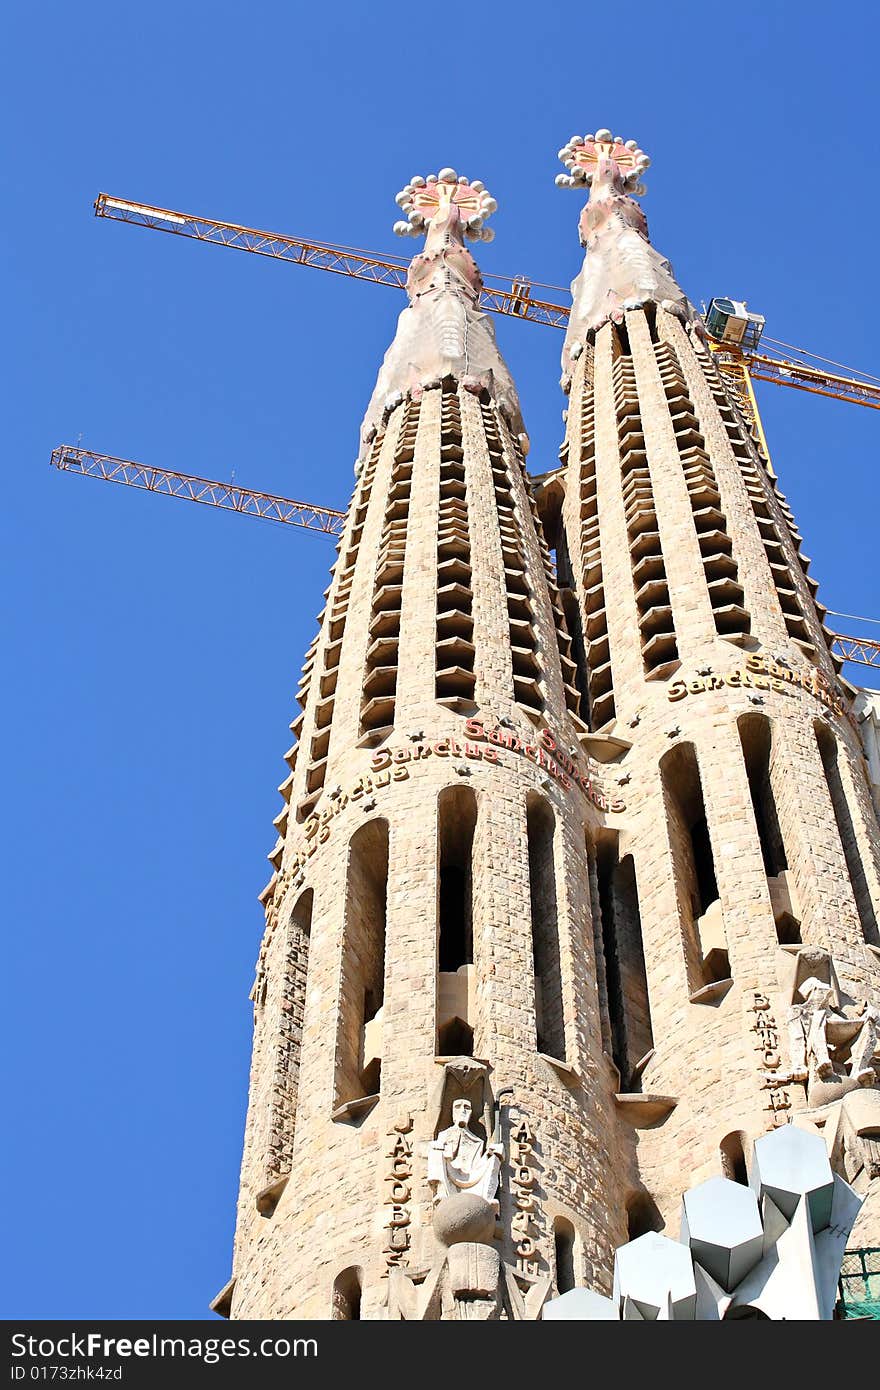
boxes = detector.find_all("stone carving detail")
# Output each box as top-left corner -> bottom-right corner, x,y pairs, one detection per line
428,1099 -> 502,1205
387,1067 -> 551,1320
382,1113 -> 414,1274
509,1117 -> 545,1279
828,1089 -> 880,1192
356,170 -> 525,467
554,128 -> 703,373
748,990 -> 791,1125
784,959 -> 879,1105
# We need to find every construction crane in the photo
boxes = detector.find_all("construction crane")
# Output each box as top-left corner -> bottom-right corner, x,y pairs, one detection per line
51,193 -> 880,672
50,445 -> 345,535
93,194 -> 880,419
50,444 -> 880,672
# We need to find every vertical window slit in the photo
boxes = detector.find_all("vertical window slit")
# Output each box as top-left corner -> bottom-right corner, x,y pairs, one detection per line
334,820 -> 388,1113
660,743 -> 730,990
528,795 -> 565,1060
737,714 -> 800,943
436,785 -> 477,1056
613,353 -> 678,677
553,1218 -> 577,1294
654,340 -> 750,642
595,839 -> 653,1089
815,722 -> 880,945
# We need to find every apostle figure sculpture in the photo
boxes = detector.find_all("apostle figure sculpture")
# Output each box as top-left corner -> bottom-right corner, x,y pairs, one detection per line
787,977 -> 879,1086
428,1098 -> 503,1206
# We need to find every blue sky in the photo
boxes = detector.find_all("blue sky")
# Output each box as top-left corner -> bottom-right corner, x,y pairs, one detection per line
2,1 -> 879,1319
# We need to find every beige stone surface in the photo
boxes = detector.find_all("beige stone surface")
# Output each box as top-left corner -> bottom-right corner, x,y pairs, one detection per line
221,222 -> 880,1323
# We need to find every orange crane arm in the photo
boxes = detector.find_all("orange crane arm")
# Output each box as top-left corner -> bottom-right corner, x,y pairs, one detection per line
51,444 -> 880,671
50,445 -> 346,536
93,194 -> 570,328
745,351 -> 880,411
94,194 -> 880,409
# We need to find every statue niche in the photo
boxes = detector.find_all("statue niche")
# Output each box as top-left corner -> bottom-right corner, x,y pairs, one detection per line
386,1058 -> 550,1321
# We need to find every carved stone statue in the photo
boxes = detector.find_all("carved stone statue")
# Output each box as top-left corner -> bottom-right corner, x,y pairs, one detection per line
849,1000 -> 880,1086
788,977 -> 879,1093
428,1098 -> 503,1206
787,978 -> 841,1082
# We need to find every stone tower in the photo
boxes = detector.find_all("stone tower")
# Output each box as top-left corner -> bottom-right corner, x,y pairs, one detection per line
547,130 -> 880,1251
213,138 -> 880,1323
218,168 -> 632,1321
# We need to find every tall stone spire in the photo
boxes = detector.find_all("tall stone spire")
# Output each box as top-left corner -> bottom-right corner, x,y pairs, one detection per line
220,171 -> 626,1320
551,125 -> 880,1269
358,168 -> 525,466
555,129 -> 702,383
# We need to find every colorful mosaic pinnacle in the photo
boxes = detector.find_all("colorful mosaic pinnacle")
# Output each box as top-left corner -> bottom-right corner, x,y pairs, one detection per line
555,128 -> 651,196
393,169 -> 498,242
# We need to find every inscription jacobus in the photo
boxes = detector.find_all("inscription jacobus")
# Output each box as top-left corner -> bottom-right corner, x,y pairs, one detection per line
509,1117 -> 545,1279
748,990 -> 791,1126
383,1113 -> 413,1274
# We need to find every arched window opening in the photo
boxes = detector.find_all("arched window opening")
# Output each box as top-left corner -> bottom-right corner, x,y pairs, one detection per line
815,722 -> 880,946
595,835 -> 653,1090
437,1018 -> 474,1058
561,589 -> 592,726
528,796 -> 566,1061
334,820 -> 388,1115
331,1267 -> 363,1320
626,1191 -> 664,1240
437,786 -> 476,972
262,888 -> 312,1199
436,787 -> 477,1055
737,714 -> 800,944
660,743 -> 730,989
554,1217 -> 577,1295
720,1131 -> 749,1186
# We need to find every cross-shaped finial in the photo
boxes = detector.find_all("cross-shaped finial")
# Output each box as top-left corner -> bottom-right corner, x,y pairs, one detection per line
393,168 -> 498,242
555,128 -> 651,195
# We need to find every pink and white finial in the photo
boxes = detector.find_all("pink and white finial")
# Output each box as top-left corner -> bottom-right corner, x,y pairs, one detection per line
555,129 -> 651,197
393,169 -> 497,243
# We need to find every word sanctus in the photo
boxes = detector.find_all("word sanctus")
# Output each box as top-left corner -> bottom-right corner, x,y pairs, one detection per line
464,718 -> 625,813
669,653 -> 848,717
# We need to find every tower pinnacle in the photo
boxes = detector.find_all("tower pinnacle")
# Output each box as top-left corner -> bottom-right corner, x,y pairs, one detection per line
555,128 -> 702,377
357,171 -> 523,467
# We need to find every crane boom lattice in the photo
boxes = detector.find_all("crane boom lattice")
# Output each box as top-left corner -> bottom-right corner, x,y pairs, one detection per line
94,194 -> 880,410
93,195 -> 570,328
50,446 -> 346,536
51,445 -> 880,671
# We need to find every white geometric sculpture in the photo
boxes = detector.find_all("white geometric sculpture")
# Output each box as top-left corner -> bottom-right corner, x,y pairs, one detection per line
542,1288 -> 619,1320
680,1176 -> 764,1292
612,1232 -> 696,1320
542,1124 -> 863,1321
751,1125 -> 835,1231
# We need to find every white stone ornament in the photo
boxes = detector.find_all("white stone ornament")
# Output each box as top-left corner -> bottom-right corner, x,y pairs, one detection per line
542,1126 -> 863,1321
612,1232 -> 697,1320
751,1123 -> 835,1230
543,1289 -> 618,1320
680,1176 -> 764,1292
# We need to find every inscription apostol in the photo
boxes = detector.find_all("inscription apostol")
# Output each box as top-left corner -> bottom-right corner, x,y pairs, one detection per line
509,1116 -> 544,1280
